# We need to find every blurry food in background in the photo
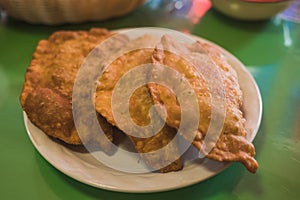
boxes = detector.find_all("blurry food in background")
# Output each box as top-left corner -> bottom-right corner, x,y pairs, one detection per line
211,0 -> 294,20
0,0 -> 145,25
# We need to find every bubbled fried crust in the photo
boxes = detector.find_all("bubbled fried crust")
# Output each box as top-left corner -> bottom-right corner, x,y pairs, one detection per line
95,35 -> 183,172
149,36 -> 258,173
20,28 -> 115,146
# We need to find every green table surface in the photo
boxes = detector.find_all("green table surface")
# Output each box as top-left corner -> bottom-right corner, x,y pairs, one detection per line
1,1 -> 300,200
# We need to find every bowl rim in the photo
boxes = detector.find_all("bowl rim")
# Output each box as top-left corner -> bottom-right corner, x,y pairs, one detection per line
239,0 -> 293,4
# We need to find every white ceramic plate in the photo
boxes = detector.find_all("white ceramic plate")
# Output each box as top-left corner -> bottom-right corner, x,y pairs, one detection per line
23,28 -> 262,193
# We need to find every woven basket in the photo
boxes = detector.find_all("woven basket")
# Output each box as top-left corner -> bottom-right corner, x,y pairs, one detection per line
0,0 -> 145,25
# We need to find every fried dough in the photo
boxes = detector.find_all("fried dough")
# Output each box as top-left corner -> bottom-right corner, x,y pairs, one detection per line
95,35 -> 183,172
149,35 -> 258,173
20,28 -> 258,173
20,28 -> 116,150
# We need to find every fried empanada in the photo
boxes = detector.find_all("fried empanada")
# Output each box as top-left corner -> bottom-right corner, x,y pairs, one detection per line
149,35 -> 258,173
20,28 -> 118,150
95,35 -> 183,172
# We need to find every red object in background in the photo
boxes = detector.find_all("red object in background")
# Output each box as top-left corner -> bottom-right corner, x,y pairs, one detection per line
188,0 -> 212,24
